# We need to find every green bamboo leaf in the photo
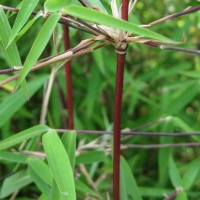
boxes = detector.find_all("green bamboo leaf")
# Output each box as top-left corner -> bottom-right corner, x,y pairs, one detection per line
0,151 -> 28,163
175,190 -> 187,200
43,130 -> 76,200
44,0 -> 71,12
158,121 -> 173,186
167,82 -> 200,115
63,5 -> 174,42
0,6 -> 28,97
8,0 -> 39,46
28,166 -> 51,199
14,13 -> 61,91
61,131 -> 77,169
179,71 -> 200,79
85,65 -> 101,117
171,117 -> 194,132
28,157 -> 54,186
0,124 -> 49,151
182,158 -> 200,190
51,180 -> 62,200
0,170 -> 32,199
120,156 -> 142,200
169,156 -> 183,188
76,150 -> 107,164
75,179 -> 99,198
0,75 -> 49,127
15,10 -> 43,42
0,6 -> 22,66
139,187 -> 173,197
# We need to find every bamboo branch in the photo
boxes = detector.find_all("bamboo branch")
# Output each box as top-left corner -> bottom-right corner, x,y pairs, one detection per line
0,39 -> 108,87
144,41 -> 200,54
55,129 -> 200,137
142,5 -> 200,28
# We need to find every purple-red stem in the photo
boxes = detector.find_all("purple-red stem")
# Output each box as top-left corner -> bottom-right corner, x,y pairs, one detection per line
113,54 -> 126,199
113,0 -> 129,199
63,26 -> 74,129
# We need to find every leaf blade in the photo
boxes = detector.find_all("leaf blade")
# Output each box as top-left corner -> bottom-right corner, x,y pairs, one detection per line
45,0 -> 71,12
63,5 -> 174,42
28,157 -> 54,186
43,130 -> 76,200
61,131 -> 77,170
8,0 -> 39,46
0,124 -> 49,151
14,13 -> 61,90
0,75 -> 49,127
0,170 -> 32,199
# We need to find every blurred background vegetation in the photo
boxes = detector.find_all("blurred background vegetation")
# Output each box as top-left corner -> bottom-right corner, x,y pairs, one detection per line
0,0 -> 200,199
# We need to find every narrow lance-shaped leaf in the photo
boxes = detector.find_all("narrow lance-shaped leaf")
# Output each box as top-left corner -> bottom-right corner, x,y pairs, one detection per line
0,170 -> 32,199
44,0 -> 71,12
0,6 -> 29,97
15,11 -> 43,42
182,158 -> 200,190
51,180 -> 62,200
28,166 -> 51,199
43,130 -> 76,200
169,156 -> 183,188
120,156 -> 142,200
28,157 -> 54,186
75,179 -> 99,198
0,75 -> 49,127
61,131 -> 77,169
14,13 -> 61,91
0,124 -> 49,151
63,5 -> 174,42
8,0 -> 39,47
0,151 -> 28,163
0,6 -> 21,66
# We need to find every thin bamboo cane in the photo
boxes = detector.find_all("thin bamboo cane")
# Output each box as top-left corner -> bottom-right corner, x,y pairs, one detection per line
113,0 -> 129,199
63,26 -> 74,129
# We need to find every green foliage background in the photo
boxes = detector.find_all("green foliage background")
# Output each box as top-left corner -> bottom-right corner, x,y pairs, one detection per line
0,0 -> 200,199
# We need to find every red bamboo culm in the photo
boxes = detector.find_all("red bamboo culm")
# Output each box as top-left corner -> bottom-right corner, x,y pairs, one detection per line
113,0 -> 129,199
63,26 -> 74,129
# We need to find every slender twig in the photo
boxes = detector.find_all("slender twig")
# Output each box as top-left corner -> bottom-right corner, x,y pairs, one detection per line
113,1 -> 129,199
76,142 -> 200,150
160,45 -> 200,54
78,0 -> 92,8
74,18 -> 109,37
145,5 -> 200,28
0,40 -> 108,87
79,164 -> 100,195
0,68 -> 18,75
144,41 -> 200,55
63,25 -> 74,129
164,189 -> 179,200
121,142 -> 200,149
10,190 -> 19,200
40,67 -> 56,124
55,129 -> 200,136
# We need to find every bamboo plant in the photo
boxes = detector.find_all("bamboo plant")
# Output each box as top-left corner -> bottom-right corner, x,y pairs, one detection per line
0,0 -> 200,199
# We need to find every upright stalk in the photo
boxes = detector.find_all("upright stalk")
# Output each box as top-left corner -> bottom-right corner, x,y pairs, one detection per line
63,26 -> 74,129
113,0 -> 129,199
